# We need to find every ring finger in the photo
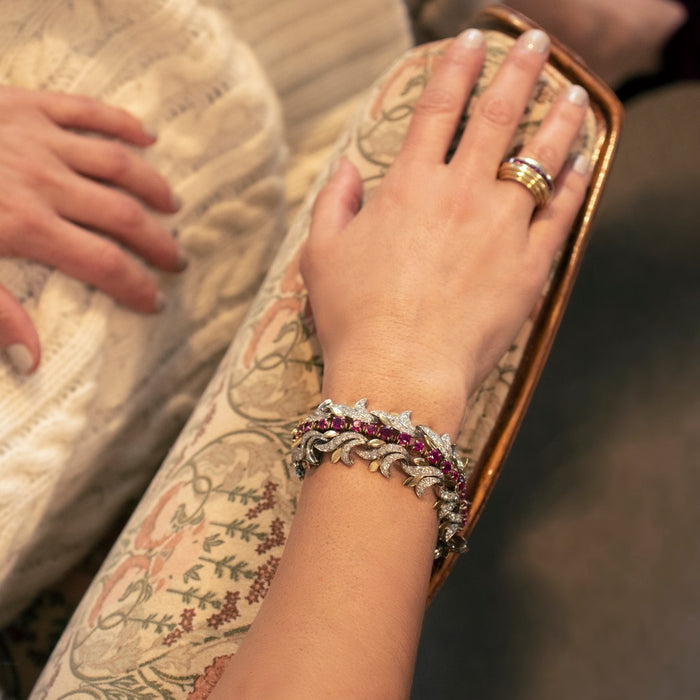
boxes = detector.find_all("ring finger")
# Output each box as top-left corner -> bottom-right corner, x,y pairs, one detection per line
498,83 -> 589,211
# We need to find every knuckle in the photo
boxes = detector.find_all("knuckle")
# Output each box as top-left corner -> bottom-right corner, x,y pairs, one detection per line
298,240 -> 314,280
11,208 -> 52,250
414,87 -> 462,118
556,103 -> 586,130
506,50 -> 538,73
101,142 -> 132,179
66,94 -> 100,120
94,242 -> 129,284
112,197 -> 145,231
477,94 -> 517,127
526,142 -> 559,170
21,159 -> 58,190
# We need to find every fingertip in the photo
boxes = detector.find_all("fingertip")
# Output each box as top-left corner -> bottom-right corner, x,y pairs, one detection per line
174,247 -> 189,273
312,158 -> 363,226
334,158 -> 363,207
565,85 -> 589,108
134,118 -> 158,145
122,118 -> 157,147
331,157 -> 361,186
0,289 -> 41,374
170,192 -> 183,213
5,343 -> 38,375
309,158 -> 363,245
516,29 -> 550,55
153,291 -> 167,313
455,28 -> 485,51
143,127 -> 158,144
571,153 -> 591,177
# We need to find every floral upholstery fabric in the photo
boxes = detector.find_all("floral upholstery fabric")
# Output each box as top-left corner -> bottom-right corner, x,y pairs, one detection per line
30,34 -> 599,698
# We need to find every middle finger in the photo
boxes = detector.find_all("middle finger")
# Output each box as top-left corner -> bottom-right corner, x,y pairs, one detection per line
453,29 -> 551,172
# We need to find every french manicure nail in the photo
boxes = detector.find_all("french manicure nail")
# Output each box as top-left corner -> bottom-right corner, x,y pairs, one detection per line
143,123 -> 158,141
457,28 -> 484,49
6,343 -> 34,375
572,153 -> 590,175
566,85 -> 589,107
518,29 -> 550,54
170,193 -> 183,211
328,157 -> 344,177
154,291 -> 167,312
175,248 -> 189,272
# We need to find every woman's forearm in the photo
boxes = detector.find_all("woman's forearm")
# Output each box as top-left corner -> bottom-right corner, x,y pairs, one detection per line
209,415 -> 441,699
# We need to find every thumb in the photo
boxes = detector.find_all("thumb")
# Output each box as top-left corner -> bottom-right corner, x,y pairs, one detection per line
310,158 -> 363,240
0,284 -> 41,375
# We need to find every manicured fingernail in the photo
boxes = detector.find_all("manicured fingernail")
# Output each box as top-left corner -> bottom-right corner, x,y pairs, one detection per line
329,157 -> 344,177
154,291 -> 167,312
6,344 -> 34,375
518,29 -> 550,54
572,153 -> 590,175
175,248 -> 189,272
457,28 -> 484,49
143,123 -> 158,141
170,193 -> 183,211
566,85 -> 589,107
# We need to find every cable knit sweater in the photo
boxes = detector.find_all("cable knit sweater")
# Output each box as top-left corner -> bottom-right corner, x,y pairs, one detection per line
0,0 -> 412,625
0,0 -> 287,624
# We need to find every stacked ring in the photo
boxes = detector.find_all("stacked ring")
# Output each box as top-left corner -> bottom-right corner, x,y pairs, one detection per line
497,156 -> 555,208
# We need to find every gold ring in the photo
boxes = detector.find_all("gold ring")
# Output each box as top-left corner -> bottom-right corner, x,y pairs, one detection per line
497,157 -> 554,208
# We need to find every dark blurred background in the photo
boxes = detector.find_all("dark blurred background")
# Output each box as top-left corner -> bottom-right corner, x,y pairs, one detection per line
413,82 -> 700,700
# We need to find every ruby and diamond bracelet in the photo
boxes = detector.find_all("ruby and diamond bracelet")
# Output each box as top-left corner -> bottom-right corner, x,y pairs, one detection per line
291,399 -> 469,559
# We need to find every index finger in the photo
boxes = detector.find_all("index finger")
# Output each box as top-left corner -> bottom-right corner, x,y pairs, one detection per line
37,90 -> 156,147
398,29 -> 486,165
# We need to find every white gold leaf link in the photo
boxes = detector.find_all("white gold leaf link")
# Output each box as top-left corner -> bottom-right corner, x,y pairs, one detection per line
414,476 -> 442,497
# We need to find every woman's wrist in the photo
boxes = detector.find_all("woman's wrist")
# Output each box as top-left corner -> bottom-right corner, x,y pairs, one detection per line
321,363 -> 471,439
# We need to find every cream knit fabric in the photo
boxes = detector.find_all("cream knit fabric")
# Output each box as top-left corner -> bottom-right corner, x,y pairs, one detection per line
0,0 -> 413,626
0,0 -> 287,624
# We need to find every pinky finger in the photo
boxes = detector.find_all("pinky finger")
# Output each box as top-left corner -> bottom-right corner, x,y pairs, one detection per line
0,285 -> 40,375
529,153 -> 591,258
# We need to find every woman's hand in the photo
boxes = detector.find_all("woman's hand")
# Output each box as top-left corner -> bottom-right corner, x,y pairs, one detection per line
0,87 -> 183,374
301,28 -> 592,436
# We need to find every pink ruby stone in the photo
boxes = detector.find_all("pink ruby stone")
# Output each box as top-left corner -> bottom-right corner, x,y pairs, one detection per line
398,433 -> 411,446
365,422 -> 378,436
303,422 -> 312,432
378,426 -> 394,441
317,418 -> 329,431
331,417 -> 346,430
351,419 -> 364,432
428,450 -> 442,465
412,439 -> 425,453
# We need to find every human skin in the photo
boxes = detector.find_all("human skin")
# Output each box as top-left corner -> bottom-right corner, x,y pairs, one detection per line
209,27 -> 591,699
0,87 -> 183,374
